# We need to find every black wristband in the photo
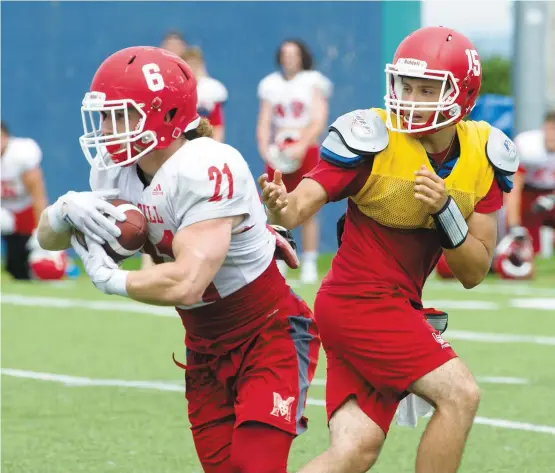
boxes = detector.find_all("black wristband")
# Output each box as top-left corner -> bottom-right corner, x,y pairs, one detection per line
432,196 -> 468,249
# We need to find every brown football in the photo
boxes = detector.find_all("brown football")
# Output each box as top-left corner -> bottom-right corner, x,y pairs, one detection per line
74,199 -> 148,263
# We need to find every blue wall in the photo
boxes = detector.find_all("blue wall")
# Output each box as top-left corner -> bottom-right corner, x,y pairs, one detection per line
2,1 -> 419,251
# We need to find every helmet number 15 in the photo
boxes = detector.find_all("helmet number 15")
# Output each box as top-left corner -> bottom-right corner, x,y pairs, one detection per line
465,49 -> 481,76
142,63 -> 165,92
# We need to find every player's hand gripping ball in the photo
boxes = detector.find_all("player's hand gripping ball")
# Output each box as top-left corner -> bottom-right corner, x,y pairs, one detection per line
75,199 -> 148,263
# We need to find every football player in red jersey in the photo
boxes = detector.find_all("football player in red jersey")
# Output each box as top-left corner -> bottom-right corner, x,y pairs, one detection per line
37,46 -> 319,473
261,27 -> 518,473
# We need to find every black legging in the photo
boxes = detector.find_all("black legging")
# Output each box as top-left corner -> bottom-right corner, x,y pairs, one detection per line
3,234 -> 31,280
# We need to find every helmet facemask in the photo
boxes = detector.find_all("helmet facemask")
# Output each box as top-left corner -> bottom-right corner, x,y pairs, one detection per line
80,92 -> 157,171
384,60 -> 463,135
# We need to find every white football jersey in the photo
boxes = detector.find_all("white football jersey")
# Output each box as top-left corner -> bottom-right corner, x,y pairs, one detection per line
258,70 -> 333,132
514,129 -> 555,190
90,138 -> 275,309
197,76 -> 228,116
1,137 -> 42,212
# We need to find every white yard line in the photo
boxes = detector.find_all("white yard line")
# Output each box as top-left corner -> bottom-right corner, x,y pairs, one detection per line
1,294 -> 176,317
311,376 -> 530,386
3,294 -> 555,345
510,298 -> 555,310
425,282 -> 555,297
2,368 -> 552,435
446,330 -> 555,346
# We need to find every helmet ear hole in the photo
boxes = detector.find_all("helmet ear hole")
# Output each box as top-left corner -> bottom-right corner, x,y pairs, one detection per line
165,108 -> 178,123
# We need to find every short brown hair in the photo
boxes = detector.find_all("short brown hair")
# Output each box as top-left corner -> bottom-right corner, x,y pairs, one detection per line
545,110 -> 555,123
181,46 -> 204,63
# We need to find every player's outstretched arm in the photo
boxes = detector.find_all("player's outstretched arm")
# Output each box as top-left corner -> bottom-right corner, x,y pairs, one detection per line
125,217 -> 236,306
442,211 -> 497,289
259,170 -> 328,229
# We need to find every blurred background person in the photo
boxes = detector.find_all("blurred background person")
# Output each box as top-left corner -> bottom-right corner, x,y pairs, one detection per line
1,121 -> 48,280
160,30 -> 188,57
256,39 -> 332,283
182,46 -> 228,143
506,110 -> 555,256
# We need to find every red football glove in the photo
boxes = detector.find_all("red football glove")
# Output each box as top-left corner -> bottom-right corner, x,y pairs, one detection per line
267,224 -> 300,269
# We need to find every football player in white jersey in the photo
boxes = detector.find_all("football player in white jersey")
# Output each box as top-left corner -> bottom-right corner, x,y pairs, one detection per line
257,39 -> 332,283
1,121 -> 48,279
506,111 -> 555,254
36,46 -> 319,473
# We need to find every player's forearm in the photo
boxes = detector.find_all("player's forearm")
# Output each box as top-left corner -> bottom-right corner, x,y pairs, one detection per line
256,123 -> 271,159
443,234 -> 492,289
212,125 -> 225,143
126,261 -> 204,307
266,194 -> 305,229
37,206 -> 72,251
301,107 -> 328,146
505,191 -> 522,226
32,197 -> 48,230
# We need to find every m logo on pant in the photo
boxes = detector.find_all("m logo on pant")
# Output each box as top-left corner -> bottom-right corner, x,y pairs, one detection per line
270,393 -> 295,422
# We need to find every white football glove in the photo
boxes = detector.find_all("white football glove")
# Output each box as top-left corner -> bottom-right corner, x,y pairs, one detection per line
71,234 -> 128,296
26,228 -> 41,252
1,207 -> 15,236
48,189 -> 126,244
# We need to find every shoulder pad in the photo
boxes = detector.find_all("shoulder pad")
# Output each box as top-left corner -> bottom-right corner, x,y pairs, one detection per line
320,109 -> 389,168
486,127 -> 520,193
486,127 -> 519,175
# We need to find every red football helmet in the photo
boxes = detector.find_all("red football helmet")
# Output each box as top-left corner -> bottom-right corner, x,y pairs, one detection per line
29,249 -> 68,281
80,46 -> 200,170
385,26 -> 482,135
493,229 -> 535,280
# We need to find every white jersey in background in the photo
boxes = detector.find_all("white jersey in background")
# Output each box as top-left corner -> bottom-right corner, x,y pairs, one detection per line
514,129 -> 555,190
257,70 -> 333,132
90,137 -> 275,309
1,137 -> 42,212
196,76 -> 228,118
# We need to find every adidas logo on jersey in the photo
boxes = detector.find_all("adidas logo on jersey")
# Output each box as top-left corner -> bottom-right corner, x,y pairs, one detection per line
152,184 -> 163,196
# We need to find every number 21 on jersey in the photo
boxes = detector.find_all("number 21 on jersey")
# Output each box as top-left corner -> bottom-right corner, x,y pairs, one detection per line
208,163 -> 234,202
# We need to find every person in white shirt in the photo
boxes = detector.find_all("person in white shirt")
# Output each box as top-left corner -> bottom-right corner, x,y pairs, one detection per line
257,39 -> 332,283
1,121 -> 48,279
506,111 -> 555,253
182,46 -> 228,143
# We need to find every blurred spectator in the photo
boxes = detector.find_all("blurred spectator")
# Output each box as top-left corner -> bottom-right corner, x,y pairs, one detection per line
182,47 -> 228,143
256,39 -> 332,283
160,31 -> 188,57
1,121 -> 48,279
506,111 -> 555,254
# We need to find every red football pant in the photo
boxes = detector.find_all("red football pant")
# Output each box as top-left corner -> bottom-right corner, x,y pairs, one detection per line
521,188 -> 555,253
315,291 -> 457,434
185,294 -> 319,472
193,421 -> 294,473
266,145 -> 320,191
